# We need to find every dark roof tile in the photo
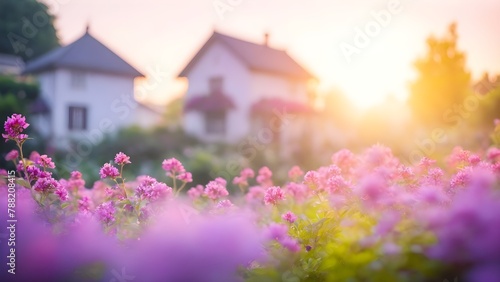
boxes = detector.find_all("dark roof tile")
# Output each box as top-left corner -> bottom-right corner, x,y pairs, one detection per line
23,32 -> 144,77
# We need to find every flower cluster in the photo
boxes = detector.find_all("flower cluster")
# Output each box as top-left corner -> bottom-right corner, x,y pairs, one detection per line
2,114 -> 500,282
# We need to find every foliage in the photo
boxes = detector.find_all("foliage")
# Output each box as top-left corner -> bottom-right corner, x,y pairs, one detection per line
0,75 -> 39,100
2,114 -> 500,282
0,0 -> 59,61
408,23 -> 471,127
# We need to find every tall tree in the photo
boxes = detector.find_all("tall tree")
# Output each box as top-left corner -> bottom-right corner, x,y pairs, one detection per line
0,0 -> 59,61
408,23 -> 471,127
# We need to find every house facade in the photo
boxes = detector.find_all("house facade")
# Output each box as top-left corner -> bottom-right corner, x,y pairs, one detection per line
23,28 -> 146,148
179,31 -> 316,144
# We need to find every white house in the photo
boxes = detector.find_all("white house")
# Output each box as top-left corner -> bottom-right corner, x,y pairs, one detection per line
23,27 -> 154,148
179,31 -> 316,145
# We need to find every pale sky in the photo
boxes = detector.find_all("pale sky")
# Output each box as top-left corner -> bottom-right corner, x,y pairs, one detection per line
42,0 -> 500,108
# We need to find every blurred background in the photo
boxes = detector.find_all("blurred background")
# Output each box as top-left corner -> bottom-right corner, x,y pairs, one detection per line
1,0 -> 499,190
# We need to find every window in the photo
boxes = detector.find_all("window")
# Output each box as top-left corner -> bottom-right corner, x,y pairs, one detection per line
70,71 -> 86,89
68,106 -> 87,130
209,77 -> 223,94
205,111 -> 226,135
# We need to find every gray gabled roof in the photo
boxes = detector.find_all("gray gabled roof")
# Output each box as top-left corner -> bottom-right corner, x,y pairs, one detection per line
179,31 -> 315,80
23,31 -> 144,77
0,53 -> 24,67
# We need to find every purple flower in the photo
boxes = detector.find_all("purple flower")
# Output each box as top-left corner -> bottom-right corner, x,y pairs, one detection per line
266,223 -> 288,241
55,186 -> 69,201
5,149 -> 18,161
177,172 -> 193,183
2,113 -> 29,142
204,180 -> 229,200
264,186 -> 285,205
114,152 -> 131,165
282,211 -> 297,223
162,158 -> 185,176
37,154 -> 56,169
288,166 -> 304,180
33,177 -> 60,193
187,185 -> 204,200
135,176 -> 172,201
99,163 -> 120,179
256,166 -> 273,187
95,201 -> 116,224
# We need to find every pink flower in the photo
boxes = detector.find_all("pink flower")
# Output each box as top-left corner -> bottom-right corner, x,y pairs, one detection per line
5,149 -> 18,161
114,152 -> 131,165
26,165 -> 49,181
285,182 -> 308,202
95,201 -> 116,224
99,163 -> 120,179
288,166 -> 304,180
78,196 -> 92,212
418,157 -> 436,170
66,171 -> 86,191
37,155 -> 55,169
204,180 -> 229,200
177,172 -> 193,183
264,186 -> 285,205
303,171 -> 320,188
29,151 -> 40,162
282,211 -> 297,223
331,149 -> 356,168
162,158 -> 185,176
55,185 -> 69,201
187,185 -> 204,200
135,176 -> 172,201
266,223 -> 288,241
326,175 -> 350,194
256,166 -> 273,187
2,113 -> 29,142
487,147 -> 500,161
279,236 -> 301,252
241,168 -> 255,178
215,199 -> 234,209
233,168 -> 254,186
33,177 -> 60,193
245,186 -> 266,203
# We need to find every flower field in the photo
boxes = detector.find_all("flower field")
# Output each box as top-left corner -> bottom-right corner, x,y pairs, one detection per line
1,113 -> 500,282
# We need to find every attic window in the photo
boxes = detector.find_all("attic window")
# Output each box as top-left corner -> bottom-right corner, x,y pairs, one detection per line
209,77 -> 223,94
68,106 -> 87,130
70,71 -> 86,89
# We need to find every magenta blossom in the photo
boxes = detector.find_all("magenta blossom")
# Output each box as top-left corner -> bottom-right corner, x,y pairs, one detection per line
162,158 -> 185,175
33,177 -> 60,193
5,149 -> 18,161
204,180 -> 229,200
2,113 -> 29,142
99,163 -> 120,179
264,186 -> 285,205
37,154 -> 56,169
114,152 -> 131,165
288,166 -> 304,180
95,201 -> 116,224
55,185 -> 69,201
177,172 -> 193,183
187,185 -> 204,200
256,166 -> 273,187
282,211 -> 297,223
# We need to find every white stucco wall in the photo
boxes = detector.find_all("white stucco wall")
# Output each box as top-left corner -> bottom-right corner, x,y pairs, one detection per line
183,41 -> 252,143
250,72 -> 308,104
37,68 -> 137,147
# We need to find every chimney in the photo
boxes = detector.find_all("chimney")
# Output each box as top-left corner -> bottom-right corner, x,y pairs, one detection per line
264,33 -> 269,47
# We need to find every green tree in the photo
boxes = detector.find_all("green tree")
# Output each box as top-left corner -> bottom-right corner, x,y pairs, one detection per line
408,23 -> 471,127
0,0 -> 59,61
